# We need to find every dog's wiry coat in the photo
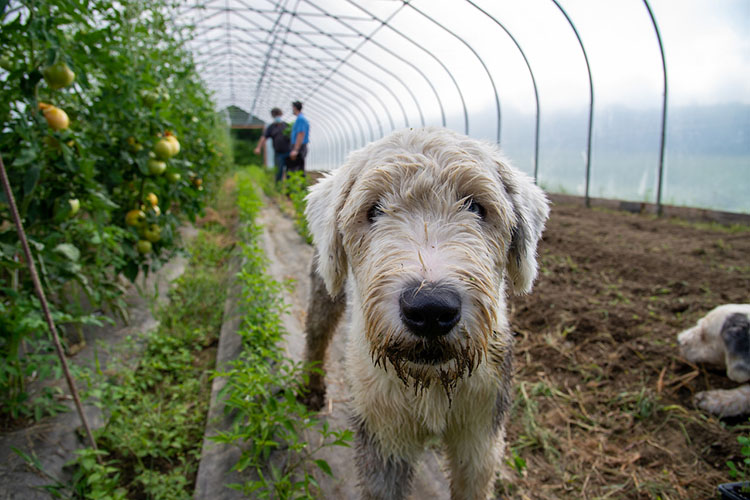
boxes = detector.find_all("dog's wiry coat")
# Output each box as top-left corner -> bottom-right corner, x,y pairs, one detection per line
304,128 -> 549,499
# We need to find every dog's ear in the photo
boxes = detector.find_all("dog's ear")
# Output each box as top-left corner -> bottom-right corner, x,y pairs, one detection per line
496,162 -> 550,295
305,169 -> 351,297
721,313 -> 750,383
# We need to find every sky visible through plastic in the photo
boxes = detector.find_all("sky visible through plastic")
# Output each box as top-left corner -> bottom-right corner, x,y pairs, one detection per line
180,0 -> 750,213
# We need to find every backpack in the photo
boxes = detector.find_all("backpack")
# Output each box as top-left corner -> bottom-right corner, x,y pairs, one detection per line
267,122 -> 290,153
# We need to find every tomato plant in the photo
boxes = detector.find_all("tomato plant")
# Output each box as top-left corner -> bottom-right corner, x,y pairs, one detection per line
0,0 -> 232,421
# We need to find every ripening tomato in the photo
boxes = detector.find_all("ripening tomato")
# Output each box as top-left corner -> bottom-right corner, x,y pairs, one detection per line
39,103 -> 70,130
125,209 -> 146,227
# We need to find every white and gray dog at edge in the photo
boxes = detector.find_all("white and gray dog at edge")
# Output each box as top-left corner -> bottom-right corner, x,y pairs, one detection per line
678,304 -> 750,418
301,127 -> 550,500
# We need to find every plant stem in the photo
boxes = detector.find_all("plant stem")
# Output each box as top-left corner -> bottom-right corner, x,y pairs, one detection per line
0,152 -> 99,460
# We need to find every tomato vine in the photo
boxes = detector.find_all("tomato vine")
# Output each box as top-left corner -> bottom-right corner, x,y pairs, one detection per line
0,0 -> 232,421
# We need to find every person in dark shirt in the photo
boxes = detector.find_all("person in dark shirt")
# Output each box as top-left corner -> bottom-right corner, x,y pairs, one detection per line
254,107 -> 291,182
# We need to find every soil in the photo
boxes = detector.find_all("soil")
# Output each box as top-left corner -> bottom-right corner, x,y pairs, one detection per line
261,194 -> 750,500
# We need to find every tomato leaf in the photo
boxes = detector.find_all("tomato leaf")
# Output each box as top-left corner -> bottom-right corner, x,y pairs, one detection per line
53,243 -> 80,262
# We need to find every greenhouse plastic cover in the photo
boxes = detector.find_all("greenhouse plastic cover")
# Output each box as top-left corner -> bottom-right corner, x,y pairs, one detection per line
180,0 -> 749,213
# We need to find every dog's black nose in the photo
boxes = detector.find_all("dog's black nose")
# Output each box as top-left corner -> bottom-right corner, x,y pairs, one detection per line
399,283 -> 461,337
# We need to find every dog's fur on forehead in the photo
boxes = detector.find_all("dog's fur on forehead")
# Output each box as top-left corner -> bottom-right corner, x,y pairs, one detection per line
307,127 -> 548,298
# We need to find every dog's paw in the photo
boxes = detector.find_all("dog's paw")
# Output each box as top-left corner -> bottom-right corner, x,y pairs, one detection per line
694,386 -> 750,418
298,386 -> 327,412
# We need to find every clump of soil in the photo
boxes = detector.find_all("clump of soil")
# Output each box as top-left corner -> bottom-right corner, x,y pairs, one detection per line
503,201 -> 750,499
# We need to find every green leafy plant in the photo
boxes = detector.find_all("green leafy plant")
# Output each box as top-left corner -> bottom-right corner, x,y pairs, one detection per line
212,169 -> 350,499
13,212 -> 237,497
1,0 -> 231,422
281,170 -> 312,243
727,425 -> 750,491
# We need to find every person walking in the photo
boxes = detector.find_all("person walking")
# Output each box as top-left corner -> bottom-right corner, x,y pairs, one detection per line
288,101 -> 310,173
254,107 -> 290,183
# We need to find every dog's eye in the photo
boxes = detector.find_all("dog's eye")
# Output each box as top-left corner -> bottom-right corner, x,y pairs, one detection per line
464,198 -> 486,219
367,204 -> 384,223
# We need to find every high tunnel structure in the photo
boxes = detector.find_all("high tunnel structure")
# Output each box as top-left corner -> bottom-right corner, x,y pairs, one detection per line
179,0 -> 749,215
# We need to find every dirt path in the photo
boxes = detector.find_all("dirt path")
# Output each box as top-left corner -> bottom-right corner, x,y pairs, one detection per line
258,200 -> 450,500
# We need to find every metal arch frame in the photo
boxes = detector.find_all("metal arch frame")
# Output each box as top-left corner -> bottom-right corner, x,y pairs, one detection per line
281,4 -> 415,130
210,60 -> 349,166
465,0 -> 541,181
217,8 -> 380,150
207,51 -> 364,157
188,0 -> 681,205
223,0 -> 236,104
249,0 -> 296,119
301,0 -> 444,130
404,1 -> 502,144
551,0 -> 595,207
238,1 -> 407,132
643,0 -> 668,216
234,2 -> 396,135
346,0 -> 468,135
212,52 -> 350,167
253,36 -> 382,143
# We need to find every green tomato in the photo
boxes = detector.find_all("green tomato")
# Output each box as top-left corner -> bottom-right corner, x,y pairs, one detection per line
148,159 -> 167,176
0,55 -> 13,72
142,223 -> 161,243
166,171 -> 181,183
68,198 -> 80,217
140,89 -> 159,107
136,240 -> 152,254
153,138 -> 174,160
43,61 -> 75,90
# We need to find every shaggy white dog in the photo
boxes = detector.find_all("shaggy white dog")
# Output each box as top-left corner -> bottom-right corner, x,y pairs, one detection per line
304,127 -> 549,499
678,304 -> 750,417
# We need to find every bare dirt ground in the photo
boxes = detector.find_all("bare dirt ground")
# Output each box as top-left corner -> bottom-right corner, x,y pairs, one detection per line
260,194 -> 749,500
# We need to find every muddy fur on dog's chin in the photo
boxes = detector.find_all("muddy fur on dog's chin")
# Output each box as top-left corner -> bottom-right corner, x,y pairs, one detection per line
304,127 -> 549,499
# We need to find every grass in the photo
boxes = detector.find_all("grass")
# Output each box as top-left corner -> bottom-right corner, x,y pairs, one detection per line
211,167 -> 350,498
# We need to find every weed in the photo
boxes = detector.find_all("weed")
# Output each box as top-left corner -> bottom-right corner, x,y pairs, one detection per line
212,169 -> 351,499
507,447 -> 528,477
727,422 -> 750,490
282,170 -> 312,243
512,381 -> 561,461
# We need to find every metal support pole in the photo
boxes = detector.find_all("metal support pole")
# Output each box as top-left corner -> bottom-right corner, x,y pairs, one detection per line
405,1 -> 502,143
551,0 -> 595,207
644,0 -> 668,216
465,0 -> 540,181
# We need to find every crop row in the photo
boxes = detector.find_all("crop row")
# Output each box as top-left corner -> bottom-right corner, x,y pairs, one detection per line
0,0 -> 232,421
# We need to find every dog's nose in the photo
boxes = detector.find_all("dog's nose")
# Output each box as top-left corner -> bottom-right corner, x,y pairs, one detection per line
399,283 -> 461,337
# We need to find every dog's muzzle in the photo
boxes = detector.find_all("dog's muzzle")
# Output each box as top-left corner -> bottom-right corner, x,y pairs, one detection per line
399,282 -> 461,338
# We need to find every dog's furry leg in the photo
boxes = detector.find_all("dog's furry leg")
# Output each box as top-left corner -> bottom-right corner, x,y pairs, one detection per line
352,415 -> 415,500
695,384 -> 750,418
301,251 -> 346,411
445,362 -> 512,500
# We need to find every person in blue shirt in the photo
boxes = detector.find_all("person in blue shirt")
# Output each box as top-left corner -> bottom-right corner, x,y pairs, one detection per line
288,101 -> 310,173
